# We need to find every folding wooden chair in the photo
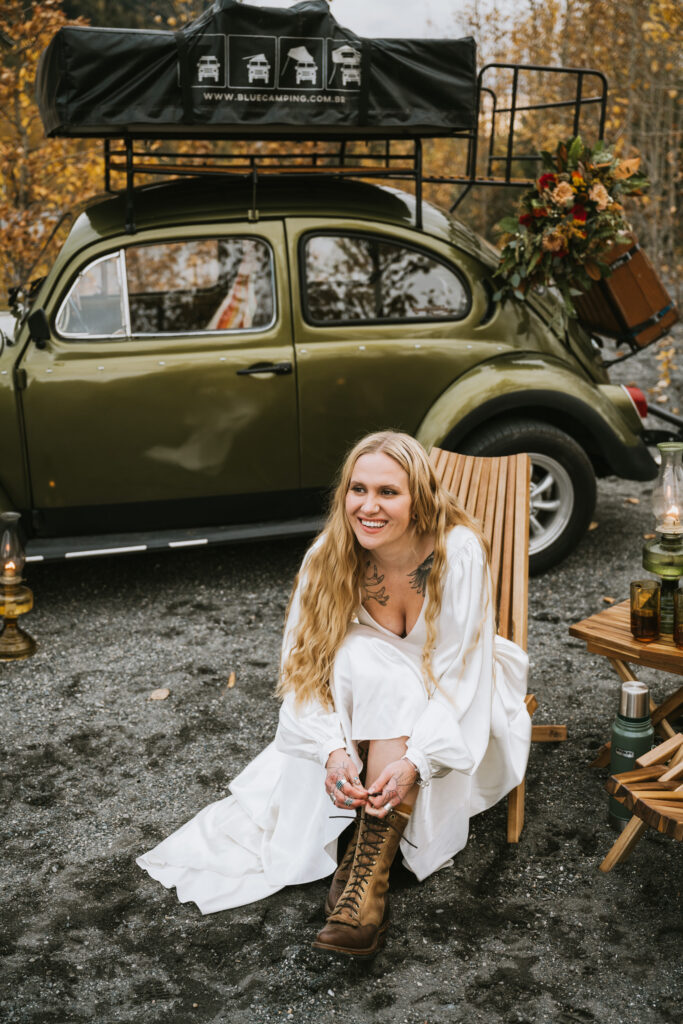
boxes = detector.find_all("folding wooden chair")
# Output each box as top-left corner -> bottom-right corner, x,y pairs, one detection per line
600,732 -> 683,872
429,448 -> 567,842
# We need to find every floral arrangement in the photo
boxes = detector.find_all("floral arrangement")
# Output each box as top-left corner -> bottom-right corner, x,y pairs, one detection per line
493,136 -> 649,315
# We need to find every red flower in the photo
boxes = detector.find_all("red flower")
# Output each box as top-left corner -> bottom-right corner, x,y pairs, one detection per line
519,212 -> 533,226
534,207 -> 547,218
538,173 -> 557,191
571,205 -> 587,223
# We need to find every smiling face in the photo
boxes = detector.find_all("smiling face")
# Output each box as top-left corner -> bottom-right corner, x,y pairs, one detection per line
345,451 -> 414,554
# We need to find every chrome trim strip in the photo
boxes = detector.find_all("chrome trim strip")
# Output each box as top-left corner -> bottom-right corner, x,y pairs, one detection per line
119,248 -> 132,339
65,545 -> 148,558
25,515 -> 325,563
55,251 -> 128,339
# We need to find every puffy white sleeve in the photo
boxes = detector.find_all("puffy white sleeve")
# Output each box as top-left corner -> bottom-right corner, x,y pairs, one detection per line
404,530 -> 499,784
273,543 -> 346,768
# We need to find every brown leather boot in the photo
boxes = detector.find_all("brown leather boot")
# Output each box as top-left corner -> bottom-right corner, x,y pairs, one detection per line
312,803 -> 412,959
325,817 -> 360,916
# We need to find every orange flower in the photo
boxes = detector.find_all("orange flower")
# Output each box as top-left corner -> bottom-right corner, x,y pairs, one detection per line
589,182 -> 610,211
551,182 -> 575,207
542,230 -> 566,253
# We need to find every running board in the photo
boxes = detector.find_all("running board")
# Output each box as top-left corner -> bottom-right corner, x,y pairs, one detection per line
25,516 -> 325,563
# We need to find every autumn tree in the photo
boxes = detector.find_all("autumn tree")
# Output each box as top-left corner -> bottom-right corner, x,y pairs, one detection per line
0,0 -> 101,300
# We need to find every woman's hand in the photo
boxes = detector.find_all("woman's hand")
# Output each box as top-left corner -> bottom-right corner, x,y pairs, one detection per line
365,757 -> 417,817
325,748 -> 367,810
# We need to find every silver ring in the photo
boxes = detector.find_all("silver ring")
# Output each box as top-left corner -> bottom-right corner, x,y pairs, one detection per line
343,797 -> 353,807
329,793 -> 336,804
352,776 -> 361,784
335,779 -> 345,791
383,802 -> 393,812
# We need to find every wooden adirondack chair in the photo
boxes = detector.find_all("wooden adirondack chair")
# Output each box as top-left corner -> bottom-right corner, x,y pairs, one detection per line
429,447 -> 567,842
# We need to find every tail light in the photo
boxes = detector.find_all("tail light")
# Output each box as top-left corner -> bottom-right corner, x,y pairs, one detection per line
623,385 -> 648,419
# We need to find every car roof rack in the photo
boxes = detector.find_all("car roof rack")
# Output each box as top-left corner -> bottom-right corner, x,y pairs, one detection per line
102,62 -> 607,233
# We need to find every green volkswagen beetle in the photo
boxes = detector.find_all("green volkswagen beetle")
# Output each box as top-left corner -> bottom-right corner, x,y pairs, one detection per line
0,177 -> 656,572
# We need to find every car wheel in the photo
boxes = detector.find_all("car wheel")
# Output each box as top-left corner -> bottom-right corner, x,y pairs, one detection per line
458,418 -> 597,575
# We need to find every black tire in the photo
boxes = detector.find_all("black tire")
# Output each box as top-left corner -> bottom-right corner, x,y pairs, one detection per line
458,418 -> 597,575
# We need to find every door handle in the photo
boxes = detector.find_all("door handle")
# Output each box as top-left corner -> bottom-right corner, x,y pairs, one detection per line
236,361 -> 292,377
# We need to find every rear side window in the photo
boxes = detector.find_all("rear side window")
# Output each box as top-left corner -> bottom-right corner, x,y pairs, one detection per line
302,233 -> 470,325
55,237 -> 275,339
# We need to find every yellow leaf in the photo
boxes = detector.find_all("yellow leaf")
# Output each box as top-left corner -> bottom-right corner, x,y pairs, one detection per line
227,671 -> 236,689
643,533 -> 656,540
588,521 -> 599,531
603,596 -> 615,605
624,497 -> 640,504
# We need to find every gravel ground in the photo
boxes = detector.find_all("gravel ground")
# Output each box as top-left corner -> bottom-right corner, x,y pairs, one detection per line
1,330 -> 682,1024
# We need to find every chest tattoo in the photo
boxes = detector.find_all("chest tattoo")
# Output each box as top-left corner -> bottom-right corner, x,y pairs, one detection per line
407,552 -> 434,597
363,562 -> 390,606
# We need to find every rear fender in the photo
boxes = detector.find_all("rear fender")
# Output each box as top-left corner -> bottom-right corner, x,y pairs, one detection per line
415,353 -> 657,481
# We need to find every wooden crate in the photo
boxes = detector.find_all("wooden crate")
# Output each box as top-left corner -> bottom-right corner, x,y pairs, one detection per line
575,236 -> 679,349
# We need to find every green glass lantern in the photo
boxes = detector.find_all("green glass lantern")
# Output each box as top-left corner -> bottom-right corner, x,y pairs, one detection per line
642,442 -> 683,636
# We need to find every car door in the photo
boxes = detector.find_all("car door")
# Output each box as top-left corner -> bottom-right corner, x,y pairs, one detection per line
288,219 -> 489,487
19,222 -> 299,530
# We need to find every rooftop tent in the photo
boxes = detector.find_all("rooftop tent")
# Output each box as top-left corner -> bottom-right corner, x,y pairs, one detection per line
36,0 -> 476,139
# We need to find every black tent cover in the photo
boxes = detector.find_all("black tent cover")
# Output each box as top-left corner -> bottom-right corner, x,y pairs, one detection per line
36,0 -> 477,140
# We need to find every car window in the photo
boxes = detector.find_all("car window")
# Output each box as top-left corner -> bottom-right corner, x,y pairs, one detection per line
125,237 -> 275,335
302,234 -> 470,324
55,252 -> 126,337
56,237 -> 275,340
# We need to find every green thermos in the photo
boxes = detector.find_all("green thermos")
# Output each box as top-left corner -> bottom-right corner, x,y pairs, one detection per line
609,681 -> 654,831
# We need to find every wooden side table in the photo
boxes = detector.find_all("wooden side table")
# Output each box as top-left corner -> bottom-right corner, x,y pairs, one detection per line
569,600 -> 683,870
569,600 -> 683,766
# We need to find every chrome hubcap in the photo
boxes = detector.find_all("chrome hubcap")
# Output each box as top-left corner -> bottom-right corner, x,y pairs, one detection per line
528,453 -> 574,556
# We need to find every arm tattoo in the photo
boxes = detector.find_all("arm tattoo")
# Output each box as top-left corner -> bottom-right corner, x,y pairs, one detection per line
363,561 -> 390,606
407,552 -> 434,597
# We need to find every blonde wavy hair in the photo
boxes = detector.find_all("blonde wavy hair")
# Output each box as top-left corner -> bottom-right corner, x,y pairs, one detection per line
278,431 -> 487,710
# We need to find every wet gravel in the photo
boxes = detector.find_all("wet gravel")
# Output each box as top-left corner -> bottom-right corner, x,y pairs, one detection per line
1,331 -> 682,1024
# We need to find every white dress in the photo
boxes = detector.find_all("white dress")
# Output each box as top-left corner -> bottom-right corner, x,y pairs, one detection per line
136,526 -> 531,914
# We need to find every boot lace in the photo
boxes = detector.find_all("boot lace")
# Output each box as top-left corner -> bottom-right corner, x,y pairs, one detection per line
332,815 -> 388,921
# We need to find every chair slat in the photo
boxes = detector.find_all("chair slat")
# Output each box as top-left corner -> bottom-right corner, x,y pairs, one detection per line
474,458 -> 492,526
457,456 -> 475,508
498,456 -> 517,642
489,457 -> 508,613
512,454 -> 530,649
467,457 -> 484,520
482,458 -> 500,552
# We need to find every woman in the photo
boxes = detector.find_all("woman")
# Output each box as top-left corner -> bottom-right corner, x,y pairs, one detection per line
137,431 -> 531,957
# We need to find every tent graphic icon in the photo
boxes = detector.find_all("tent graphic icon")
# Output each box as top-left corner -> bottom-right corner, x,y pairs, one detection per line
284,45 -> 318,86
245,53 -> 271,84
329,44 -> 361,87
